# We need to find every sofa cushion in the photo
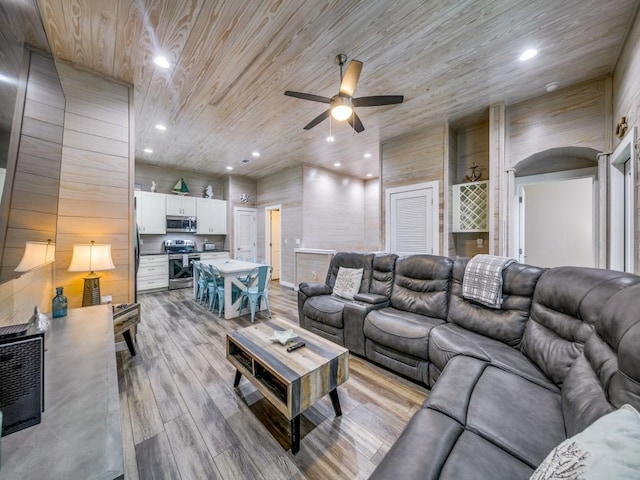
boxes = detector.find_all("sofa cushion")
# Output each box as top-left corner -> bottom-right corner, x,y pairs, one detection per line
531,404 -> 640,480
368,408 -> 535,480
390,254 -> 453,319
521,267 -> 640,387
302,294 -> 350,328
449,258 -> 544,346
332,266 -> 363,300
370,253 -> 398,297
364,307 -> 444,359
429,323 -> 558,391
425,356 -> 565,469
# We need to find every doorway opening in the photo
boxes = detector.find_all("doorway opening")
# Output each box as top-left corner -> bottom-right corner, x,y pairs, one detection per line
265,205 -> 281,280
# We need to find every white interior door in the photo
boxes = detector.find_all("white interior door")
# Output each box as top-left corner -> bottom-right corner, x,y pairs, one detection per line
385,181 -> 439,255
519,173 -> 596,268
269,209 -> 281,279
234,207 -> 256,260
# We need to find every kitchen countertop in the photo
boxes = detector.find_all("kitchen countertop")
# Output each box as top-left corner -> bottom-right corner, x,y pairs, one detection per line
140,250 -> 230,256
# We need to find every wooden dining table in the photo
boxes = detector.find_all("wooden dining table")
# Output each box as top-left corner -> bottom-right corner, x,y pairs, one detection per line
194,259 -> 265,319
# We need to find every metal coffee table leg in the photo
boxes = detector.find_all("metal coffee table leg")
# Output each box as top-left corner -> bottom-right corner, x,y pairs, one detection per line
329,389 -> 342,417
290,415 -> 301,454
233,370 -> 242,387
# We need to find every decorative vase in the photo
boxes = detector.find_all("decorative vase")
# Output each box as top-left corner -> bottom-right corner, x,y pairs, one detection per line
52,286 -> 68,318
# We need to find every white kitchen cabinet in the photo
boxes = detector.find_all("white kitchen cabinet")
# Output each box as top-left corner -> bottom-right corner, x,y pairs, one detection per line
136,191 -> 166,234
166,194 -> 196,216
199,251 -> 230,261
452,180 -> 489,233
196,198 -> 227,234
137,254 -> 168,292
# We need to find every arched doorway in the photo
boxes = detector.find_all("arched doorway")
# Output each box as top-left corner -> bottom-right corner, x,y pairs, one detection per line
511,147 -> 600,268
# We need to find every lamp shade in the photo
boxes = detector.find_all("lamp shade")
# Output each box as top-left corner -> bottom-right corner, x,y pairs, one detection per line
14,241 -> 55,272
68,242 -> 115,273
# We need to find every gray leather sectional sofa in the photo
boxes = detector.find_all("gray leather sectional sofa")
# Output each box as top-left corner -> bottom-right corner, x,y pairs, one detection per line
297,252 -> 640,479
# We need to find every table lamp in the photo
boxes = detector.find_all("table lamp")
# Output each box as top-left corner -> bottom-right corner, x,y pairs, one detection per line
14,240 -> 55,272
68,241 -> 115,306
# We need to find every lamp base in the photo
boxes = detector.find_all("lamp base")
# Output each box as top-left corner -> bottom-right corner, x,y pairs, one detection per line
82,277 -> 101,307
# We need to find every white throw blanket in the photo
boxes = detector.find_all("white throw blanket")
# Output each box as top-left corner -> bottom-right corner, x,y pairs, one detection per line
462,254 -> 515,309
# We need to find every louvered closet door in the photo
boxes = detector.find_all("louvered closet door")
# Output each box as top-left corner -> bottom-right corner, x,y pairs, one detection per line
234,207 -> 257,260
387,183 -> 438,256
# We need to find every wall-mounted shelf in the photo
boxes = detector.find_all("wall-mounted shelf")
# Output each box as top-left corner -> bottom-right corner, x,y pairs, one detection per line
452,180 -> 489,232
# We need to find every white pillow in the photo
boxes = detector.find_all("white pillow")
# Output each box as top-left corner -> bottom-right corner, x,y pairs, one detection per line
332,267 -> 363,300
530,404 -> 640,480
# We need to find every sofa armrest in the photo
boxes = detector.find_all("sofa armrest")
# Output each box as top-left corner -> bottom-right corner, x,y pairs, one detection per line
344,299 -> 390,356
353,292 -> 388,304
299,282 -> 333,297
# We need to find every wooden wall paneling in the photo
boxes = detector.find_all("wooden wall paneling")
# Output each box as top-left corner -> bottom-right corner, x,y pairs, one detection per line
55,60 -> 132,307
364,178 -> 380,252
0,50 -> 64,281
508,79 -> 607,168
489,103 -> 506,256
380,125 -> 446,253
302,166 -> 365,252
257,166 -> 303,287
134,163 -> 224,198
446,125 -> 457,258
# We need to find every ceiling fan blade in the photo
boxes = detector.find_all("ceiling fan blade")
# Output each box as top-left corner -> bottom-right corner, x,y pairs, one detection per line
347,111 -> 365,133
285,91 -> 331,103
353,95 -> 404,107
303,109 -> 331,130
339,60 -> 363,96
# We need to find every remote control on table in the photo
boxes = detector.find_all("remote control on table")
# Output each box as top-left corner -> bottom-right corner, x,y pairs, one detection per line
287,341 -> 306,352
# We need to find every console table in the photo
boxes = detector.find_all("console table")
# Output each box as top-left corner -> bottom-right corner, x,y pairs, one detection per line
1,305 -> 123,479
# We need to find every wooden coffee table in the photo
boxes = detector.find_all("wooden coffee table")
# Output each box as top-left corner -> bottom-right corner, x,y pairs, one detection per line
226,319 -> 349,454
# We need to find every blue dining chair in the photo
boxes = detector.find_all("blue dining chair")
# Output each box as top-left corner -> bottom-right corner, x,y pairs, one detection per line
192,260 -> 202,300
206,264 -> 226,316
238,265 -> 272,323
197,262 -> 211,305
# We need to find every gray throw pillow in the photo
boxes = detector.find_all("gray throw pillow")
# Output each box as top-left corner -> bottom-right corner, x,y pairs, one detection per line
332,267 -> 363,300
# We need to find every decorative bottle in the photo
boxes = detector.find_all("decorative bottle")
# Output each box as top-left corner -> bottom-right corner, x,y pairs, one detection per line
52,286 -> 68,318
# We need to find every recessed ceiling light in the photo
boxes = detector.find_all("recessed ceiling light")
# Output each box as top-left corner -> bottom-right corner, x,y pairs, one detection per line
545,82 -> 560,92
327,136 -> 335,142
364,153 -> 372,158
251,151 -> 260,157
226,166 -> 233,171
155,124 -> 167,131
143,148 -> 153,153
519,49 -> 538,61
154,56 -> 170,69
366,173 -> 373,177
334,162 -> 341,167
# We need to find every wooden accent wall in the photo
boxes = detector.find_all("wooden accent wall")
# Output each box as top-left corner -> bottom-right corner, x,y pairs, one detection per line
507,79 -> 607,167
257,166 -> 303,287
364,178 -> 380,252
302,166 -> 365,251
135,163 -> 224,199
0,50 -> 63,282
614,9 -> 640,270
380,125 -> 447,253
55,61 -> 133,308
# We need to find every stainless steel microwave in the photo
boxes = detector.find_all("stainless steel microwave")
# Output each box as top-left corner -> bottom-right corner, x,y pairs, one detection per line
166,216 -> 197,233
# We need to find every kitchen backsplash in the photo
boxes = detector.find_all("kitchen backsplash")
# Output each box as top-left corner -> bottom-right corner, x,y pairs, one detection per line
139,233 -> 227,255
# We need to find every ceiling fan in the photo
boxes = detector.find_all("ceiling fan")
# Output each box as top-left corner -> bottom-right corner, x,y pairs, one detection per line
284,54 -> 404,133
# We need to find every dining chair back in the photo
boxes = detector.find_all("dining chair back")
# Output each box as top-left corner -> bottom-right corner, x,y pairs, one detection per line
204,264 -> 226,316
238,265 -> 273,323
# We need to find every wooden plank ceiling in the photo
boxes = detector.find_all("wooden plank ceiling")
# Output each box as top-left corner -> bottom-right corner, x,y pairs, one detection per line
37,0 -> 638,179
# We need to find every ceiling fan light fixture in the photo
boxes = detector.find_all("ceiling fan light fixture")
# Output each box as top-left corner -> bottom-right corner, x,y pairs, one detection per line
331,95 -> 353,121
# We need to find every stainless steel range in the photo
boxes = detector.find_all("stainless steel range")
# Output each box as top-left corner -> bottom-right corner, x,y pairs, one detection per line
165,239 -> 200,290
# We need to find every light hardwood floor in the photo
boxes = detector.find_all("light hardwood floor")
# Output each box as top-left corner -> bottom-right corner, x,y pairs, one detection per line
117,283 -> 428,479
